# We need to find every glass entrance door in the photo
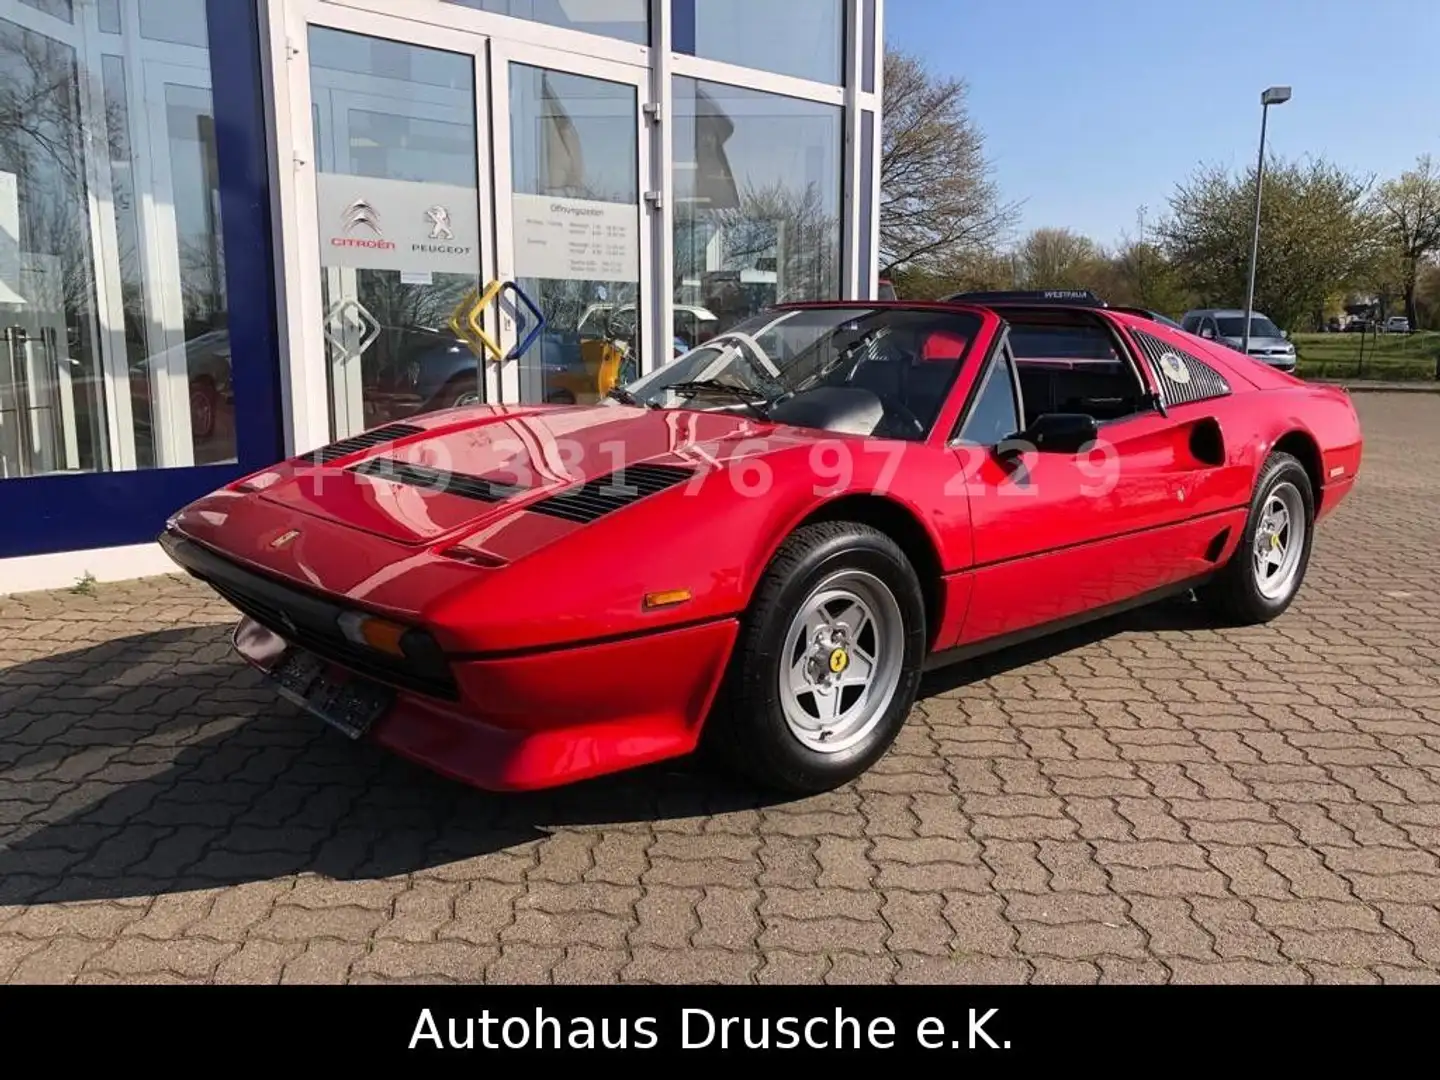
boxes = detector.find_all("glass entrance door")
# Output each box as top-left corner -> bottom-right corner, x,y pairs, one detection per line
302,19 -> 492,440
492,43 -> 649,408
284,3 -> 654,443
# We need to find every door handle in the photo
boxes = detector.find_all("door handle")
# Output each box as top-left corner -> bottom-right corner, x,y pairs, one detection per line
448,279 -> 506,362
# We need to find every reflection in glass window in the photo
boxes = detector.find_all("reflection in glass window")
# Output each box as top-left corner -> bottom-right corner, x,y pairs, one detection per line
1,5 -> 232,477
20,1 -> 74,24
676,0 -> 843,85
307,28 -> 484,438
138,0 -> 207,47
509,65 -> 641,406
672,78 -> 842,336
446,0 -> 648,45
959,352 -> 1020,447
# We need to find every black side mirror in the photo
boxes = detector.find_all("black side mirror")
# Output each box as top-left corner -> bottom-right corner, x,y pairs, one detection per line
1009,412 -> 1099,455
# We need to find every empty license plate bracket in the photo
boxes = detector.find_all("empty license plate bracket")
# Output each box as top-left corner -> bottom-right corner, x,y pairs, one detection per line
267,647 -> 393,739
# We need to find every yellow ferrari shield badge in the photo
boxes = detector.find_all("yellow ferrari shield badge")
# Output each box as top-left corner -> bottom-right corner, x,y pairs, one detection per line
828,648 -> 850,674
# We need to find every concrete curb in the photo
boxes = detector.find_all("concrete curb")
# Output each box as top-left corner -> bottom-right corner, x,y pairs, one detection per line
1308,379 -> 1440,394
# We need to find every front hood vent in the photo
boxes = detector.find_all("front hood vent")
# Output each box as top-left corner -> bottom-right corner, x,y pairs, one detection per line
349,457 -> 527,503
525,462 -> 695,524
308,422 -> 424,464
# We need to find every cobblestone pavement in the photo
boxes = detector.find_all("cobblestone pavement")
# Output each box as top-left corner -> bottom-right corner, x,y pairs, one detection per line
2,394 -> 1438,985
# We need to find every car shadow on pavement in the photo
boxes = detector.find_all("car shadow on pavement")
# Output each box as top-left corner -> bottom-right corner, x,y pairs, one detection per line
1,596 -> 1214,905
917,591 -> 1217,697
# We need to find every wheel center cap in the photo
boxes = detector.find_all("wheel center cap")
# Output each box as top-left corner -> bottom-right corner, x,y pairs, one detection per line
828,647 -> 850,675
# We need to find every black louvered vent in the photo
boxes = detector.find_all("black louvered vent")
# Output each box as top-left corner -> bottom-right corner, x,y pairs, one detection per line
525,463 -> 695,525
1128,329 -> 1232,407
349,458 -> 526,503
307,423 -> 424,465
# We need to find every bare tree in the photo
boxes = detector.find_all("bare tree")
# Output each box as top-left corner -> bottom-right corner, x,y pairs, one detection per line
1371,154 -> 1440,327
880,48 -> 1019,277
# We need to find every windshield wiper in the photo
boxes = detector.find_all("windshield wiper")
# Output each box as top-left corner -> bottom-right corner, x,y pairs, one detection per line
666,379 -> 773,419
606,385 -> 658,408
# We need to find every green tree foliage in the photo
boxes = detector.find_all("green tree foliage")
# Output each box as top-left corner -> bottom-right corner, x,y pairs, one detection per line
1158,157 -> 1377,330
1415,259 -> 1440,331
1371,155 -> 1440,327
1012,228 -> 1104,289
1104,239 -> 1192,318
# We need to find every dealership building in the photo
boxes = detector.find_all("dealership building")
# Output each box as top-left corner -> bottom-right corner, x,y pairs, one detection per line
0,0 -> 884,592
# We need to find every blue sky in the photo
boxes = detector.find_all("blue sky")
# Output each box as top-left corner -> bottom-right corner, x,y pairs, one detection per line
883,0 -> 1440,249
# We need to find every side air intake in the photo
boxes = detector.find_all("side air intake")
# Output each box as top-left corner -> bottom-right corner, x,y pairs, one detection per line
307,423 -> 424,465
349,458 -> 526,502
525,463 -> 695,525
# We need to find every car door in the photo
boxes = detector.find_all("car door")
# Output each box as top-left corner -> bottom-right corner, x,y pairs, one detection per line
944,317 -> 1250,649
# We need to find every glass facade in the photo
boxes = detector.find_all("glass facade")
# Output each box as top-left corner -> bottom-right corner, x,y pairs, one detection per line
1,0 -> 236,480
446,0 -> 648,44
672,78 -> 843,335
673,0 -> 845,85
0,0 -> 881,573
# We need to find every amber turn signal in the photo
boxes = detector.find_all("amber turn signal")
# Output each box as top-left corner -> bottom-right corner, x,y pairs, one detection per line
643,589 -> 692,609
337,611 -> 408,656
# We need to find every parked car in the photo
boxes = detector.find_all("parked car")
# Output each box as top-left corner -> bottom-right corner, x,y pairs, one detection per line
160,293 -> 1362,796
1180,308 -> 1296,372
1385,316 -> 1411,334
128,328 -> 233,442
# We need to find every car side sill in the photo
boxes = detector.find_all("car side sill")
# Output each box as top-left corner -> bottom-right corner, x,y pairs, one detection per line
922,572 -> 1216,673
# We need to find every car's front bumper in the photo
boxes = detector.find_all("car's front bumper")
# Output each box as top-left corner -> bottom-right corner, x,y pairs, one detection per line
232,610 -> 739,792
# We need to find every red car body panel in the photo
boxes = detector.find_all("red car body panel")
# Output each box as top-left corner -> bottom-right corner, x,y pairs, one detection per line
160,301 -> 1363,791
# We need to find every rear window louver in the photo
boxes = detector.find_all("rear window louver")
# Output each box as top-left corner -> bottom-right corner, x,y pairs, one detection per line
525,463 -> 695,524
349,458 -> 526,502
1128,329 -> 1232,407
306,422 -> 425,465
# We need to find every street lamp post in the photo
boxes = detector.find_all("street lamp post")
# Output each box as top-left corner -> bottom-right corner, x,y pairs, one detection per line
1242,85 -> 1292,357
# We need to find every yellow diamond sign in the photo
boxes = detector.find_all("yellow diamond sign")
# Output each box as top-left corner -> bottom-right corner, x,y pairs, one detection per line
449,279 -> 506,362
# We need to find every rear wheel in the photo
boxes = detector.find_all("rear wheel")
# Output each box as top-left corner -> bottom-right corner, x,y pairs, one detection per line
705,522 -> 926,794
190,377 -> 217,440
1199,450 -> 1315,625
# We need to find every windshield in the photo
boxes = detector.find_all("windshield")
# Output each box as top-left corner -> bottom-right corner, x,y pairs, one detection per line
1216,315 -> 1283,338
614,306 -> 983,440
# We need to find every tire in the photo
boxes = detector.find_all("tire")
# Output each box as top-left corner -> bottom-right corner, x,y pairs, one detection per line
189,378 -> 217,440
1199,450 -> 1315,625
704,521 -> 927,795
445,377 -> 482,409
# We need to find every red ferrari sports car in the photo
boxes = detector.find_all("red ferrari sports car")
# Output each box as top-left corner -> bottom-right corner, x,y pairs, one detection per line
159,292 -> 1362,795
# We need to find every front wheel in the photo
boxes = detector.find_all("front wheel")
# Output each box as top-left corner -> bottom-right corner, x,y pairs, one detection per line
1199,450 -> 1315,625
705,522 -> 926,794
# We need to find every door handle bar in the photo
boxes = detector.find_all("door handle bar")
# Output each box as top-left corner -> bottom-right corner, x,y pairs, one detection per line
498,281 -> 545,361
